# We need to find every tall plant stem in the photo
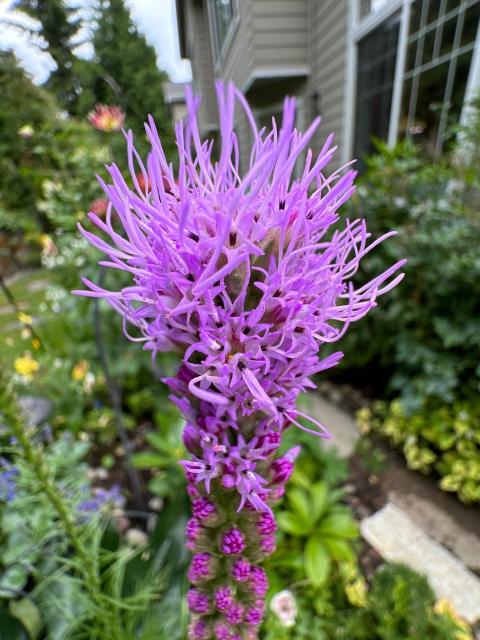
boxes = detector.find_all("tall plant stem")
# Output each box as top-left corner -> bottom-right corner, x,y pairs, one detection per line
92,267 -> 145,510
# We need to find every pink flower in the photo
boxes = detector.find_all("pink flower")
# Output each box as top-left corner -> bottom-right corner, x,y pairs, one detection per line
89,198 -> 108,217
88,104 -> 125,132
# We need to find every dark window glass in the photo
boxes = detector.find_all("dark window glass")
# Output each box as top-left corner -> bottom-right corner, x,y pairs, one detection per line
210,0 -> 235,60
440,17 -> 458,55
449,50 -> 474,120
409,0 -> 423,35
460,3 -> 480,48
353,12 -> 400,169
427,0 -> 440,24
398,77 -> 413,139
422,27 -> 436,64
410,62 -> 449,154
406,39 -> 418,70
446,0 -> 461,14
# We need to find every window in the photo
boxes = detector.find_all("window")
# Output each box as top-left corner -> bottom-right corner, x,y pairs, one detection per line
359,0 -> 389,20
209,0 -> 237,61
400,0 -> 480,155
353,11 -> 401,168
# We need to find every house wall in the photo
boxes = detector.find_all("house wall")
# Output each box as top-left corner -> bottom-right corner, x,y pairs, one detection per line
249,0 -> 309,87
308,0 -> 350,164
180,0 -> 350,169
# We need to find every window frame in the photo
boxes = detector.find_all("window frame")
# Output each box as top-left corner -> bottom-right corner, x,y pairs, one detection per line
343,0 -> 480,162
207,0 -> 240,69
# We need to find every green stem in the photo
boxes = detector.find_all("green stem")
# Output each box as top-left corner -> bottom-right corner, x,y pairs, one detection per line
0,378 -> 122,639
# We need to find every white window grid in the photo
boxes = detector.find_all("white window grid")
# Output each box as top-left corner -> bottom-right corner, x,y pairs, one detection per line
343,0 -> 480,161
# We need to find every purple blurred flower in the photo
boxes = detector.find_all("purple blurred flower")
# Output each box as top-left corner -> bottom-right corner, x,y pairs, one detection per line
0,457 -> 18,502
78,484 -> 125,513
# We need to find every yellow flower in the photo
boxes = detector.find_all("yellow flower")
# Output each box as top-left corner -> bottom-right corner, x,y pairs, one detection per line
72,360 -> 89,382
18,124 -> 34,138
38,234 -> 57,255
18,312 -> 33,325
31,338 -> 41,350
14,353 -> 40,380
434,599 -> 472,640
345,578 -> 368,608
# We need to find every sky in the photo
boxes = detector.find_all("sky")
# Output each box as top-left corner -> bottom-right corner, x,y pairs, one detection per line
0,0 -> 192,84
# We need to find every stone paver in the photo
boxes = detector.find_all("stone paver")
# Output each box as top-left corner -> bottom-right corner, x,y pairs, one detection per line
389,490 -> 480,571
301,394 -> 359,457
361,502 -> 480,624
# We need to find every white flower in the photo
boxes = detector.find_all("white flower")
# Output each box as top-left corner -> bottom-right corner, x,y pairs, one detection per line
270,589 -> 297,627
125,528 -> 148,547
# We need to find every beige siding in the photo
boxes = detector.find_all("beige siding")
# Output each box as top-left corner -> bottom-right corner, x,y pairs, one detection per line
308,0 -> 349,165
179,0 -> 350,168
252,0 -> 309,80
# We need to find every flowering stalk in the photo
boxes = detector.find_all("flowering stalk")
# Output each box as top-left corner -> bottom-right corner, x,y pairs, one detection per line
74,82 -> 405,638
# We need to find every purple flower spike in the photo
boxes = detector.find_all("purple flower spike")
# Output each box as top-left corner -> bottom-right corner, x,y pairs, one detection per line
257,512 -> 277,535
188,553 -> 216,584
215,586 -> 233,612
187,588 -> 210,614
192,497 -> 217,523
249,566 -> 269,597
225,601 -> 244,625
221,527 -> 246,555
188,618 -> 209,640
231,557 -> 251,582
74,81 -> 405,638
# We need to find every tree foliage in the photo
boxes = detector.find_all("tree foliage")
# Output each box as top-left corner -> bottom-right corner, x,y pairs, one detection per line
13,0 -> 85,113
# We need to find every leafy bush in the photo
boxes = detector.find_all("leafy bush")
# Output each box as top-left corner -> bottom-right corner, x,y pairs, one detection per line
0,384 -> 188,640
338,137 -> 480,411
357,398 -> 480,503
335,564 -> 470,640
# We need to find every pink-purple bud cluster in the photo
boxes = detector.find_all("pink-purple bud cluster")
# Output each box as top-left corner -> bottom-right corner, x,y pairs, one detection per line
75,82 -> 405,638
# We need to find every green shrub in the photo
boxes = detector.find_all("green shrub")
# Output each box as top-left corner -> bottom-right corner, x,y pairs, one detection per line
336,564 -> 470,640
337,136 -> 480,412
357,397 -> 480,503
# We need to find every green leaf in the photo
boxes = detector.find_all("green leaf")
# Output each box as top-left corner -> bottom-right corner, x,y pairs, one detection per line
9,600 -> 42,640
131,452 -> 166,469
0,609 -> 28,640
304,537 -> 331,586
317,513 -> 358,539
322,537 -> 354,562
277,511 -> 312,537
287,487 -> 311,523
145,432 -> 170,452
310,482 -> 328,521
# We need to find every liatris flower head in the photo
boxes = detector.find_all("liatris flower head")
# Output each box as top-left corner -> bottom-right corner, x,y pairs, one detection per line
74,81 -> 405,638
88,104 -> 125,132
